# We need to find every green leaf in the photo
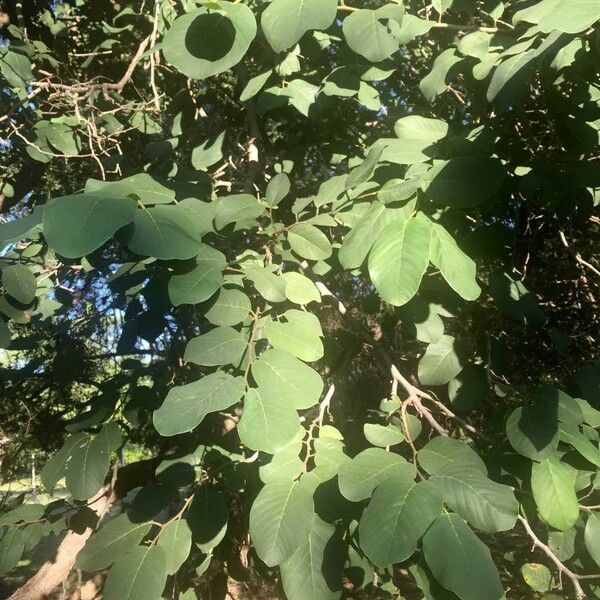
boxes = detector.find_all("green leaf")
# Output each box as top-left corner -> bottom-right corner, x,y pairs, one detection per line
359,478 -> 443,567
418,335 -> 464,386
342,5 -> 405,63
521,563 -> 552,593
368,214 -> 431,307
0,527 -> 26,574
65,435 -> 112,500
126,205 -> 204,260
252,348 -> 324,410
420,48 -> 463,102
261,0 -> 338,53
240,70 -> 272,102
266,173 -> 291,207
531,456 -> 579,531
486,50 -> 537,111
214,194 -> 265,230
249,479 -> 314,567
168,245 -> 226,306
506,403 -> 559,461
184,326 -> 247,367
559,423 -> 600,467
423,513 -> 504,600
284,79 -> 318,117
394,115 -> 448,142
417,436 -> 487,476
0,208 -> 43,248
205,288 -> 251,326
429,222 -> 480,301
85,173 -> 176,205
538,0 -> 600,34
156,518 -> 192,575
0,504 -> 44,529
41,433 -> 87,492
363,423 -> 404,447
259,440 -> 304,484
371,137 -> 436,165
238,388 -> 302,454
345,146 -> 384,190
191,132 -> 225,171
153,372 -> 245,436
103,545 -> 168,600
282,272 -> 320,305
43,194 -> 136,258
584,512 -> 600,567
2,265 -> 36,304
397,15 -> 436,44
245,266 -> 287,303
432,465 -> 518,533
162,3 -> 257,79
187,486 -> 229,553
0,318 -> 10,349
280,516 -> 341,600
263,310 -> 324,362
76,513 -> 152,572
0,49 -> 32,88
338,448 -> 416,502
339,202 -> 408,270
45,123 -> 80,155
288,224 -> 332,260
422,157 -> 505,207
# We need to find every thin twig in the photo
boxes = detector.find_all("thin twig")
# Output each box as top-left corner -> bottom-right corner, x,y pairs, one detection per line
518,515 -> 586,600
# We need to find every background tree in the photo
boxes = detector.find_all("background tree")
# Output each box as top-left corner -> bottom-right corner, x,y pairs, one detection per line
0,0 -> 599,599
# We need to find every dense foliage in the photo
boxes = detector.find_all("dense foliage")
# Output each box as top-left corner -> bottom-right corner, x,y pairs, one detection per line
0,0 -> 599,599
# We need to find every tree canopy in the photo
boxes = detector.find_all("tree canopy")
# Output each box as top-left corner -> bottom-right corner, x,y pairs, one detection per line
0,1 -> 599,599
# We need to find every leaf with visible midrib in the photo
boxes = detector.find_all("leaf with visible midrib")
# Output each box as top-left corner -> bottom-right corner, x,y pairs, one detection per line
359,478 -> 443,567
102,545 -> 168,600
418,335 -> 463,386
531,456 -> 579,531
368,214 -> 431,307
249,479 -> 314,567
423,513 -> 504,600
2,265 -> 37,304
76,513 -> 152,572
338,448 -> 416,502
238,388 -> 301,454
43,194 -> 136,258
262,0 -> 338,53
153,372 -> 245,436
432,465 -> 519,533
280,516 -> 342,600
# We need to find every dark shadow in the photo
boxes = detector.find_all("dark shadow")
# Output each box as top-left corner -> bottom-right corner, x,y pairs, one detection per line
186,486 -> 228,548
489,271 -> 547,327
69,506 -> 98,534
185,14 -> 236,62
517,390 -> 559,453
321,527 -> 345,594
313,476 -> 361,523
128,482 -> 178,522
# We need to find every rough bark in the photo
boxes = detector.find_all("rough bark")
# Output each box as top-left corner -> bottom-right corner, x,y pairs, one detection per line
7,458 -> 158,600
8,486 -> 113,600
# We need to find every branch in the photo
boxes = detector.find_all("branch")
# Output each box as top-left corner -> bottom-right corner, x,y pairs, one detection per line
559,230 -> 600,278
8,458 -> 158,600
29,35 -> 151,98
518,515 -> 587,600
